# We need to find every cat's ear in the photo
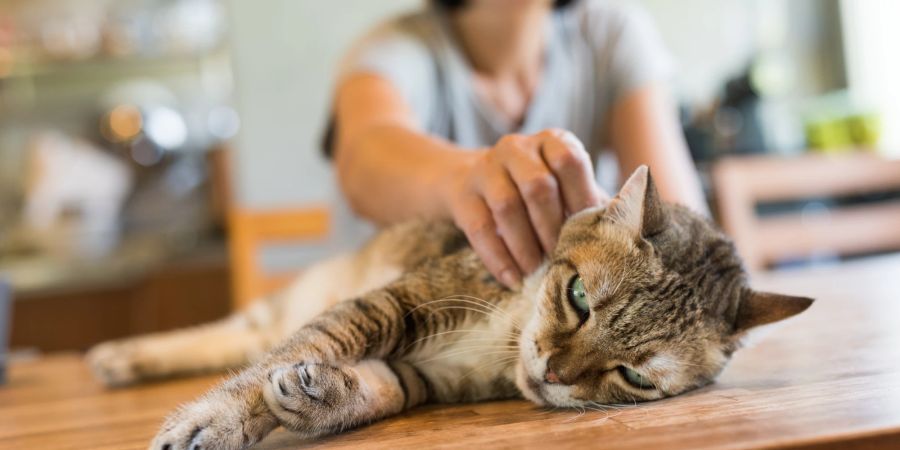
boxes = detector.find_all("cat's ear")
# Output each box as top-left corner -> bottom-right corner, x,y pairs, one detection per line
606,165 -> 668,238
733,289 -> 814,334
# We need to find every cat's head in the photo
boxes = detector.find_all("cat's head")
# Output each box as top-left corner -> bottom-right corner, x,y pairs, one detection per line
516,166 -> 813,407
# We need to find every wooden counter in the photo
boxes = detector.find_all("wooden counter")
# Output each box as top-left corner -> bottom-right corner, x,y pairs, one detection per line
2,255 -> 900,449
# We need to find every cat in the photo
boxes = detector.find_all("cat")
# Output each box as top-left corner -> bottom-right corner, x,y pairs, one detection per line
86,166 -> 813,450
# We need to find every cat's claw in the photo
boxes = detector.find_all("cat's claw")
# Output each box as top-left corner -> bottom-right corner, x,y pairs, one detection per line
264,363 -> 362,435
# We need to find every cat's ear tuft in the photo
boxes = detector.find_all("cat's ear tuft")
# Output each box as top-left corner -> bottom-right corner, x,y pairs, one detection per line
733,290 -> 814,334
606,165 -> 668,238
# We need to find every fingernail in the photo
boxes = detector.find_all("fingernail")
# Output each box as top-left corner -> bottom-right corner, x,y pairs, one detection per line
500,269 -> 522,289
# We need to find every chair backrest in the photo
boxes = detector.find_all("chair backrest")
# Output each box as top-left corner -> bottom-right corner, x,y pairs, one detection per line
207,147 -> 331,310
0,277 -> 9,385
227,207 -> 330,309
712,153 -> 900,271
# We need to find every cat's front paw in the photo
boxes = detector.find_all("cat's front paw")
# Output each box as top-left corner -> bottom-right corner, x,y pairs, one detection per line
263,363 -> 364,436
150,391 -> 277,450
86,340 -> 142,387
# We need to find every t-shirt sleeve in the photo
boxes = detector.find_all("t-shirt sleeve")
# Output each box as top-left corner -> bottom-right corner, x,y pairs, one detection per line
582,1 -> 675,103
337,22 -> 437,128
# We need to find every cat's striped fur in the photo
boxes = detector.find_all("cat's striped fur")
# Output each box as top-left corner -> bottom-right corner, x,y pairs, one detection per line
86,167 -> 813,450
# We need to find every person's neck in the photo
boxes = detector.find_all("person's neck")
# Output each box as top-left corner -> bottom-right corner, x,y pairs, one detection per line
450,4 -> 550,83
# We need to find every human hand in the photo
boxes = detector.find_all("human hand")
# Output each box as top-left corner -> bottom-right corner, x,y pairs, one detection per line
441,129 -> 607,288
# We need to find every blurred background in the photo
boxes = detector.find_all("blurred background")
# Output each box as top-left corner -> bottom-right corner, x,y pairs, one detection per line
0,0 -> 898,357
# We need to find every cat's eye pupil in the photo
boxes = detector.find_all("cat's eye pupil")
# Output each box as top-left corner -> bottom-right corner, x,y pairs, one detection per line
566,275 -> 590,316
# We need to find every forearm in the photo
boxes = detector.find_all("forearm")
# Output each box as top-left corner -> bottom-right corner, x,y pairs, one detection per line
610,84 -> 709,215
336,124 -> 477,225
617,138 -> 708,215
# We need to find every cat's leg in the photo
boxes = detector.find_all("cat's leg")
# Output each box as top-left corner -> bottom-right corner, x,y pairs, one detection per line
264,360 -> 427,438
149,366 -> 277,450
87,299 -> 279,387
88,248 -> 404,388
150,256 -> 505,450
147,294 -> 428,450
146,360 -> 428,450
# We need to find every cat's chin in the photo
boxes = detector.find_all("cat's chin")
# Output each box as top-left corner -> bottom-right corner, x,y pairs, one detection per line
515,361 -> 548,406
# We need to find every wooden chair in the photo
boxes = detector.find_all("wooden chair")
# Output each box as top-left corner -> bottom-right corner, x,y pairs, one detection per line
207,147 -> 331,310
712,153 -> 900,271
227,207 -> 330,309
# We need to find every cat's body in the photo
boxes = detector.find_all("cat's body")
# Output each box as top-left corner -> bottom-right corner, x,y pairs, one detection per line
91,220 -> 523,401
87,167 -> 813,450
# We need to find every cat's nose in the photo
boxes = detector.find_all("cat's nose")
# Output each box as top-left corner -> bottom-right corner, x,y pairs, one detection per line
544,368 -> 561,384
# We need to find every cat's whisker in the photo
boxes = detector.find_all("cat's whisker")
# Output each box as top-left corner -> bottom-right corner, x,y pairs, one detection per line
424,304 -> 518,328
534,405 -> 560,417
628,393 -> 639,411
583,405 -> 623,425
440,294 -> 519,318
408,295 -> 522,331
434,347 -> 519,358
564,406 -> 586,423
402,328 -> 518,352
402,295 -> 485,320
430,335 -> 519,345
416,305 -> 520,340
412,348 -> 520,366
595,403 -> 629,411
448,344 -> 520,352
431,344 -> 519,354
440,295 -> 523,330
582,404 -> 608,414
585,401 -> 630,423
460,355 -> 520,379
404,336 -> 516,354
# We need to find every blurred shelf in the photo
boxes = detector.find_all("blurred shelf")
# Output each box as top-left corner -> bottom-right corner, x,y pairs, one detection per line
0,46 -> 229,83
0,234 -> 226,298
5,239 -> 232,352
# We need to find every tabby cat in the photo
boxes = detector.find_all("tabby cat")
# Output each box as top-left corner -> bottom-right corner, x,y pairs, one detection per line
87,166 -> 813,450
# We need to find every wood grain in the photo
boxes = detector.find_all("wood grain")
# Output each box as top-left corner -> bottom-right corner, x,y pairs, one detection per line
2,255 -> 900,449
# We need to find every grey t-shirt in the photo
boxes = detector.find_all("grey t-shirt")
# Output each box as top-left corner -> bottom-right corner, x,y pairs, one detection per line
337,0 -> 673,161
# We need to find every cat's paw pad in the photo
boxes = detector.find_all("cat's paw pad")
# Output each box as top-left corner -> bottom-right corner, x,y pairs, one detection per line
150,395 -> 276,450
86,341 -> 142,387
264,363 -> 360,432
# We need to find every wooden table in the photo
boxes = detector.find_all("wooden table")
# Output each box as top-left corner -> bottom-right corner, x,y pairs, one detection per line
2,255 -> 900,450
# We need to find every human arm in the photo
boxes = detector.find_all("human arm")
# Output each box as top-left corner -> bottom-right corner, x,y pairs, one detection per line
608,83 -> 708,214
333,73 -> 605,287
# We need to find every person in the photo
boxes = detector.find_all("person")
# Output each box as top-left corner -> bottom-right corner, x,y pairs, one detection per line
325,0 -> 706,289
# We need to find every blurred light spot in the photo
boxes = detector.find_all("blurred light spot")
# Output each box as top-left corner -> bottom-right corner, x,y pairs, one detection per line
145,107 -> 187,150
107,105 -> 143,142
130,136 -> 164,166
207,106 -> 240,140
751,53 -> 795,97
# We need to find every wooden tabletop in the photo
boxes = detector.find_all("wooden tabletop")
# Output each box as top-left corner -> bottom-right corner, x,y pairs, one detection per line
2,255 -> 900,450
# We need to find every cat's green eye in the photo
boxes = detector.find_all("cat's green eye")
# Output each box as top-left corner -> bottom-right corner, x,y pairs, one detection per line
618,366 -> 655,390
566,275 -> 589,316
